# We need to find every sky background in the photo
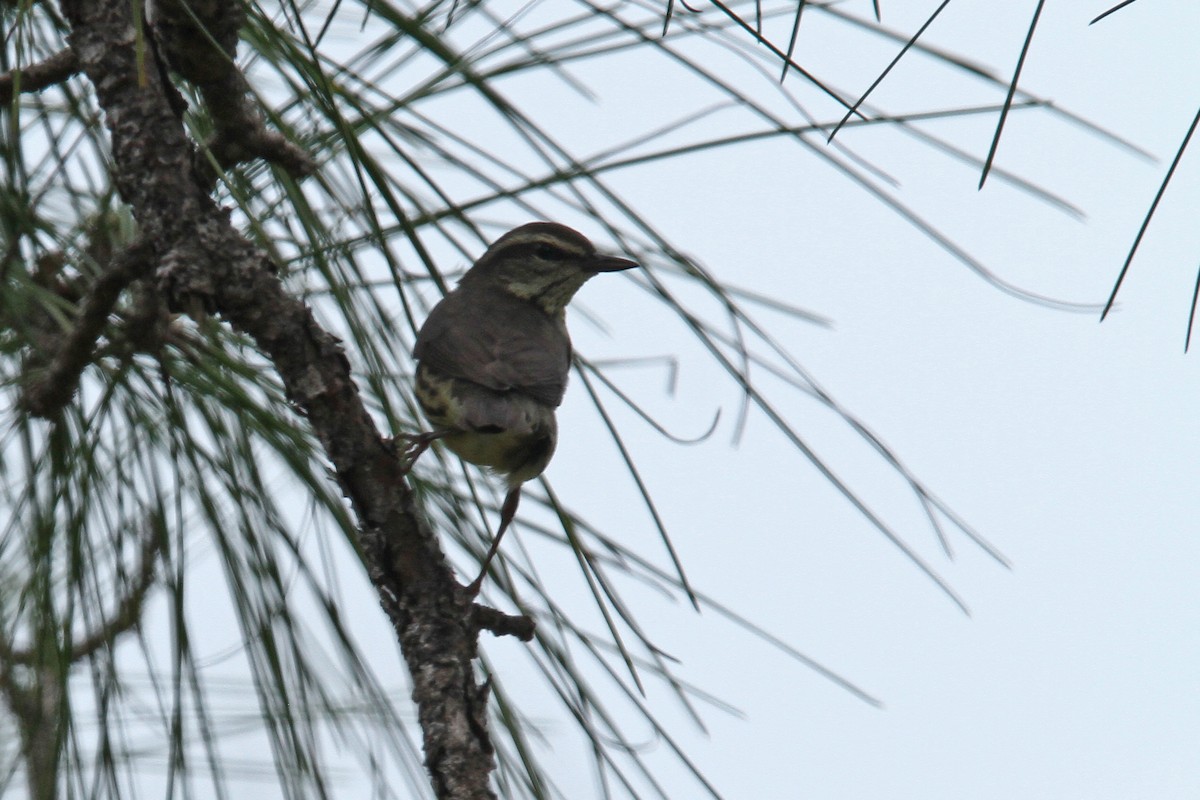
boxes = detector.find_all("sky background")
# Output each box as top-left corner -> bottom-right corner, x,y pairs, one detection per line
460,3 -> 1200,798
16,2 -> 1196,798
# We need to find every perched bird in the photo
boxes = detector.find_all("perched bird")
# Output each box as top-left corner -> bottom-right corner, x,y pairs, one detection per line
409,222 -> 637,593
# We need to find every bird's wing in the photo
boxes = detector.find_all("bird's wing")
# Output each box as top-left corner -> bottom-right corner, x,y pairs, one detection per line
414,290 -> 571,407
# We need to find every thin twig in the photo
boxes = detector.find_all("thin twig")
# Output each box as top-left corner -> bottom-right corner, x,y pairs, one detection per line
68,516 -> 164,661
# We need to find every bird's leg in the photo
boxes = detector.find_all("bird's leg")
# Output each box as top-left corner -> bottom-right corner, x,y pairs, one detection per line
394,430 -> 446,474
465,486 -> 521,596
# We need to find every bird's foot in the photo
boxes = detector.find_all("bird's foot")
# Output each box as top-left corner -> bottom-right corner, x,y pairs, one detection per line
392,430 -> 443,474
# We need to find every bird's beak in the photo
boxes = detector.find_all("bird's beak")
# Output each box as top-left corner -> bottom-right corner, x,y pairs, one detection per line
589,253 -> 639,273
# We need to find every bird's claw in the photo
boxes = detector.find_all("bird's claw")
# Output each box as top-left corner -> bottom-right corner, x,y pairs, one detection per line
393,430 -> 442,474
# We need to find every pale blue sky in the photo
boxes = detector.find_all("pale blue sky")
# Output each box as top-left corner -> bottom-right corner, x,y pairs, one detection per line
478,3 -> 1200,798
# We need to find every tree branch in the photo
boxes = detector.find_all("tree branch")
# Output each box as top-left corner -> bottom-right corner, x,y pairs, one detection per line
68,515 -> 164,661
471,604 -> 536,642
0,515 -> 162,666
0,48 -> 79,104
150,0 -> 314,181
20,239 -> 156,418
59,2 -> 497,795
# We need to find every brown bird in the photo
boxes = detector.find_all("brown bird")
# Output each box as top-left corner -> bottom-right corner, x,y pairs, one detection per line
409,222 -> 637,593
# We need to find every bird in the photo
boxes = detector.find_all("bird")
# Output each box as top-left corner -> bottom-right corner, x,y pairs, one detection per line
407,222 -> 638,594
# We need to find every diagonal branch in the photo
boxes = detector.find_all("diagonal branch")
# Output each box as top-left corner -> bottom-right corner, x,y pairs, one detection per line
59,2 -> 501,797
0,515 -> 164,666
20,239 -> 156,418
67,515 -> 164,661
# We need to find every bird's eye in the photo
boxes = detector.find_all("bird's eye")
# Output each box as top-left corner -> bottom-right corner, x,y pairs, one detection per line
534,244 -> 569,261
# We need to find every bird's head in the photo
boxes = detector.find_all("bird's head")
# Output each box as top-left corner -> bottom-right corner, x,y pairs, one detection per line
460,222 -> 637,315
